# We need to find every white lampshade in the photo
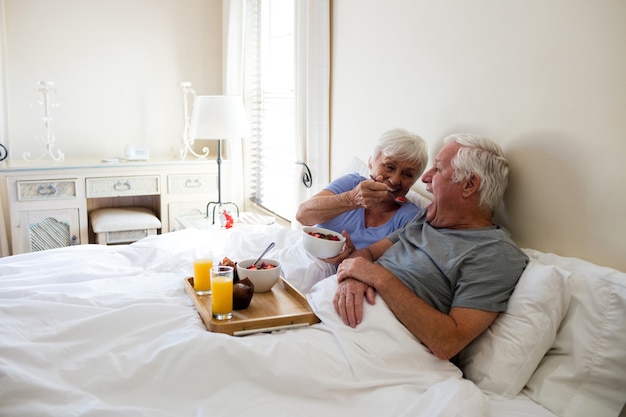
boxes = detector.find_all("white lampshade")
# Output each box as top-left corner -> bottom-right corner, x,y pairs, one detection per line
189,95 -> 251,139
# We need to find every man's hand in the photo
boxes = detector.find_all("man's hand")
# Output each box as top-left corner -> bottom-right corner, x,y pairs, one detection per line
333,277 -> 376,327
332,239 -> 393,327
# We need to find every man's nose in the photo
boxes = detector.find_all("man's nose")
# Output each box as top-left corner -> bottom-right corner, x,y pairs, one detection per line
421,168 -> 433,183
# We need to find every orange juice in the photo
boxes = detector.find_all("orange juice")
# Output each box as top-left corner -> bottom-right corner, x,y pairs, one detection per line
211,276 -> 233,316
193,258 -> 213,294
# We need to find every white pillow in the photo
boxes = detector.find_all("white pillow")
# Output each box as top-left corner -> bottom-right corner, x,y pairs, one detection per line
523,250 -> 626,417
90,207 -> 162,232
457,261 -> 571,398
338,156 -> 371,178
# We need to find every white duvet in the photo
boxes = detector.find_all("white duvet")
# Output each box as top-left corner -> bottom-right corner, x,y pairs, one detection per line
0,226 -> 487,417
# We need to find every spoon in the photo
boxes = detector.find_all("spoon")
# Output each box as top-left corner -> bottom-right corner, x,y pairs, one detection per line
253,242 -> 275,267
369,175 -> 410,205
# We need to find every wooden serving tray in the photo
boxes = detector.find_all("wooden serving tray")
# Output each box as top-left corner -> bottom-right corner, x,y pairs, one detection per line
184,276 -> 320,336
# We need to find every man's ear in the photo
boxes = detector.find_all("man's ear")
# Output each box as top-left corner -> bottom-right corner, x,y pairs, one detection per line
463,173 -> 481,197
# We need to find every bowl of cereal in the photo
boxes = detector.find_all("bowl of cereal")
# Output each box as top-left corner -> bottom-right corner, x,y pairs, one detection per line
302,226 -> 346,258
236,258 -> 281,293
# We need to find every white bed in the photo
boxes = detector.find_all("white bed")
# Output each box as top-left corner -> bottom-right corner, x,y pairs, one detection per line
0,223 -> 624,417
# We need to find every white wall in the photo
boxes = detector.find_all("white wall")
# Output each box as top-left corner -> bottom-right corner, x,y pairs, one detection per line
3,1 -> 625,272
2,0 -> 222,160
331,0 -> 626,272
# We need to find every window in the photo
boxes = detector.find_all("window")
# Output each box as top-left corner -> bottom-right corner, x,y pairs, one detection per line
243,0 -> 297,221
241,0 -> 330,224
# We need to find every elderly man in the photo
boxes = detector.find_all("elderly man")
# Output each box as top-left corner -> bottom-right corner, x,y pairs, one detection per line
333,133 -> 528,360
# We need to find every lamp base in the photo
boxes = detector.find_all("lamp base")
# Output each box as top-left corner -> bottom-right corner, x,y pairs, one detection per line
206,201 -> 240,225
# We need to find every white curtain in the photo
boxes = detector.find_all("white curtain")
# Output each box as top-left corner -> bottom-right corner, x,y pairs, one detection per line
0,0 -> 10,256
223,0 -> 330,224
294,0 -> 330,207
222,0 -> 247,210
0,0 -> 8,152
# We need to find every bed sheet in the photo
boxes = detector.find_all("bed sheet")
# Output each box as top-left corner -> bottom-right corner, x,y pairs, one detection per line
489,395 -> 558,417
0,226 -> 556,416
0,227 -> 488,417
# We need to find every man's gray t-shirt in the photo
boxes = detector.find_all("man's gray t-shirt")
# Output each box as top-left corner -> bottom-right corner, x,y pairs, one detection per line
378,210 -> 528,314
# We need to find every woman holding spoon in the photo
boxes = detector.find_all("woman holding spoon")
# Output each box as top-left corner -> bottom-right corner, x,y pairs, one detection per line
296,128 -> 428,263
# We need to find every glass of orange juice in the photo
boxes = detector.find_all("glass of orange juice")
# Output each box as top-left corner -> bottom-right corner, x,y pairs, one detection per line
210,265 -> 233,320
193,248 -> 213,295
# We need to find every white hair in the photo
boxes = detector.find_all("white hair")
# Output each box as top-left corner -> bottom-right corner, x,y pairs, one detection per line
371,128 -> 429,179
444,133 -> 510,211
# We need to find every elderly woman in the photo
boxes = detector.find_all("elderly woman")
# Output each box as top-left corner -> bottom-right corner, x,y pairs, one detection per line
296,128 -> 428,261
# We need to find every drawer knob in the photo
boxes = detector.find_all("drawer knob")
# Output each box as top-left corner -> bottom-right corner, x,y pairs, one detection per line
38,184 -> 58,195
185,179 -> 202,188
114,180 -> 131,191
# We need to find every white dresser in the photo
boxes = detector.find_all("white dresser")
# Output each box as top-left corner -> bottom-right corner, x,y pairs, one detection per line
0,158 -> 232,255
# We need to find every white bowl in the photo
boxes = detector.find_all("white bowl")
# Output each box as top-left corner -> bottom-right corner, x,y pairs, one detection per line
302,226 -> 346,258
236,258 -> 281,293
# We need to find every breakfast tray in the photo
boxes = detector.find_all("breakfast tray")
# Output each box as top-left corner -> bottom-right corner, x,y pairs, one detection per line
184,276 -> 320,336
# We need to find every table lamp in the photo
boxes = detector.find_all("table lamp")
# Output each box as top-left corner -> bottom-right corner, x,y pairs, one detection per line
189,95 -> 250,224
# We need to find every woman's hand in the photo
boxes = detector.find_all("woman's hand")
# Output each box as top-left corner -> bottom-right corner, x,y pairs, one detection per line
349,176 -> 389,208
322,231 -> 355,265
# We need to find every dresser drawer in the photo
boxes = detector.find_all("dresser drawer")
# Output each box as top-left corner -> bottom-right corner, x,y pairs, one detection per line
17,179 -> 78,201
168,174 -> 216,194
86,176 -> 160,198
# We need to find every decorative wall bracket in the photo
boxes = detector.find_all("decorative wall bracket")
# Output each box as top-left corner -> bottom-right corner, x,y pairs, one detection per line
23,81 -> 64,163
178,82 -> 209,160
296,161 -> 313,188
